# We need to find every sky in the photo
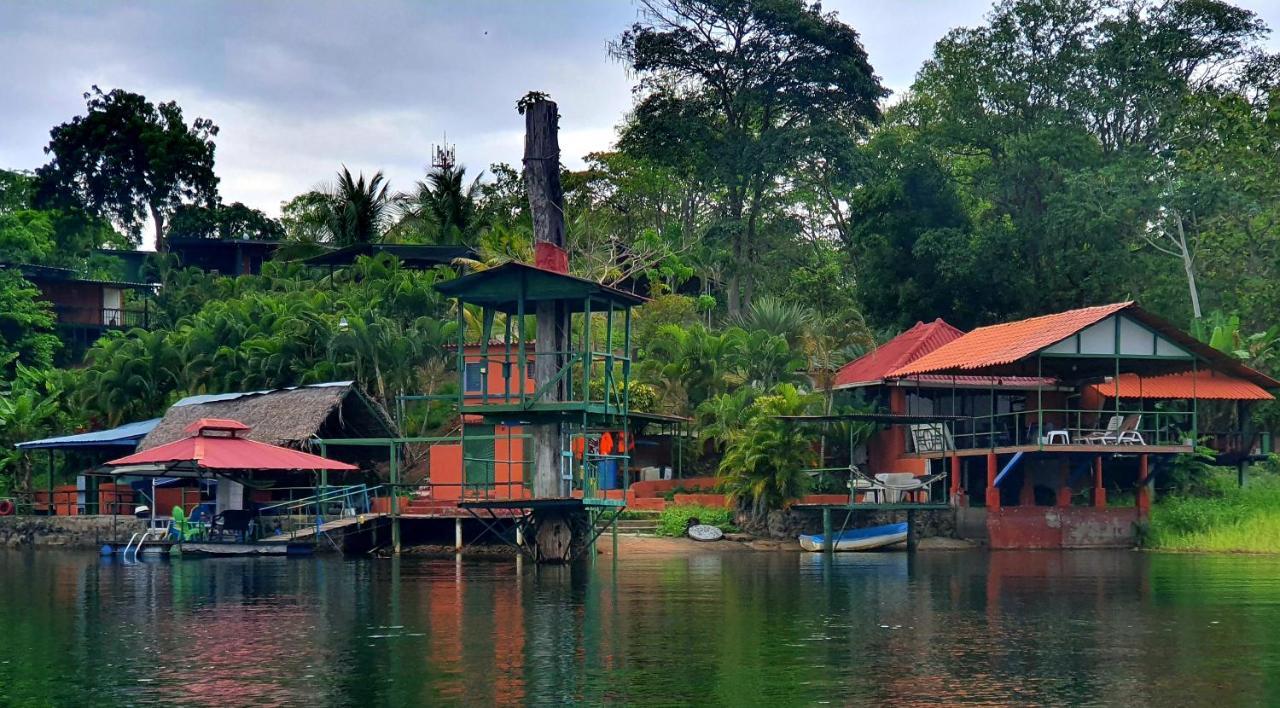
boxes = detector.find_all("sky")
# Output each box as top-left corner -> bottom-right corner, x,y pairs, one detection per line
2,0 -> 1280,242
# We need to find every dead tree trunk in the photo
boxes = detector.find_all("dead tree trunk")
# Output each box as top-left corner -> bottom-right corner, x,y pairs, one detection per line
524,98 -> 567,501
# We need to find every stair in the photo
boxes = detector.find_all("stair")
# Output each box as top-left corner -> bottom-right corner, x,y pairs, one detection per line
614,514 -> 661,535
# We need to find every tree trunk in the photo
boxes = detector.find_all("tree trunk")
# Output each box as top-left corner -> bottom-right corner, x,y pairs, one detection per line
1174,212 -> 1202,320
152,206 -> 168,253
524,98 -> 568,499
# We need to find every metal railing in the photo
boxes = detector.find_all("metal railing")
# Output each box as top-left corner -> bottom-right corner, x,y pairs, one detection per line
907,409 -> 1198,452
54,305 -> 150,329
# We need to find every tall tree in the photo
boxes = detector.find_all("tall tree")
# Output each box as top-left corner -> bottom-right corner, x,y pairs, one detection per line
168,201 -> 284,241
35,87 -> 219,251
614,0 -> 885,315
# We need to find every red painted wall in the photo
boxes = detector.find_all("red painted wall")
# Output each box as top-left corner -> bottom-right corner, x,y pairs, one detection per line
987,507 -> 1139,549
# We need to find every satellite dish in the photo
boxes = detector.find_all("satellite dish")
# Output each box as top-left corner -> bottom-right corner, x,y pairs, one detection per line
687,524 -> 723,542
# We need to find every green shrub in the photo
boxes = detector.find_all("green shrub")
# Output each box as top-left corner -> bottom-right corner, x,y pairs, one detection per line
656,504 -> 735,537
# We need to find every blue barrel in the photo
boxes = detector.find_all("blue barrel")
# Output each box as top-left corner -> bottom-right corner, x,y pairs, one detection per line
599,460 -> 619,490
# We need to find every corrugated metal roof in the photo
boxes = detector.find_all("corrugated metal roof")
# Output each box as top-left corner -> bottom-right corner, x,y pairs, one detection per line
171,381 -> 353,408
834,319 -> 1057,389
1089,372 -> 1274,401
15,418 -> 161,450
834,319 -> 963,387
891,303 -> 1133,377
106,420 -> 357,472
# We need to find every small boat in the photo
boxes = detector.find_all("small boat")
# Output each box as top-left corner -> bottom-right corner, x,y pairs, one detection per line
799,522 -> 908,552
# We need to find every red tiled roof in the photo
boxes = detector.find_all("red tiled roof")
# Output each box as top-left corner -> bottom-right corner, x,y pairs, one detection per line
1089,371 -> 1274,401
891,303 -> 1132,378
834,319 -> 963,387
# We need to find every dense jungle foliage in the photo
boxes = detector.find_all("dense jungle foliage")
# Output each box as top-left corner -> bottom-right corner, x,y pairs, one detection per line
3,0 -> 1280,513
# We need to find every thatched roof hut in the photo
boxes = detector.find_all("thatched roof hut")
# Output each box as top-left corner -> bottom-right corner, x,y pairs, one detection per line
139,381 -> 396,452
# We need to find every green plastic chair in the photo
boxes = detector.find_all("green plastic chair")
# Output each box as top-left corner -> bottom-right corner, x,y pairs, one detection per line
170,506 -> 201,541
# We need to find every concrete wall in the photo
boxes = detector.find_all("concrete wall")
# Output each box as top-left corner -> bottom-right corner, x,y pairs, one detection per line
986,507 -> 1139,549
0,515 -> 146,549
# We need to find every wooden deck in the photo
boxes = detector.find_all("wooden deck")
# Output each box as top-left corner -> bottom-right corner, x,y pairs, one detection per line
909,443 -> 1192,459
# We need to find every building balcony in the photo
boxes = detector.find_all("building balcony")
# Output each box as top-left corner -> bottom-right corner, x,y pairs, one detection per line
55,305 -> 151,330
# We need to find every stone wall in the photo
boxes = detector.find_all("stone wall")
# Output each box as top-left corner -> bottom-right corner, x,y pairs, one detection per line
736,507 -> 956,539
0,515 -> 146,549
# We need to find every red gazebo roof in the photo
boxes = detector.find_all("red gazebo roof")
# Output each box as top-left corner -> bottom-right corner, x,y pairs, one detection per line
105,418 -> 356,472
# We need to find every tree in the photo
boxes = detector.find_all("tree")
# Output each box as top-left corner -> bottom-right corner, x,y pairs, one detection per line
717,382 -> 822,518
0,271 -> 60,379
168,201 -> 285,241
35,87 -> 219,251
614,0 -> 886,315
397,164 -> 483,245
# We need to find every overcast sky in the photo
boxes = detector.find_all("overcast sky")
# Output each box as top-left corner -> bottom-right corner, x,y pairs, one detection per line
3,0 -> 1280,240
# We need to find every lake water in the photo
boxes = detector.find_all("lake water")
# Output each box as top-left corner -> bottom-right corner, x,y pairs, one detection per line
2,549 -> 1279,706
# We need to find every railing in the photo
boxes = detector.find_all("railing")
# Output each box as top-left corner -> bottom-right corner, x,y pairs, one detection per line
908,409 -> 1198,453
458,349 -> 631,413
54,305 -> 150,329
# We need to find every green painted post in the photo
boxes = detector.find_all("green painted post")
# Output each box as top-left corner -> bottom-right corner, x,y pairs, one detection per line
390,441 -> 401,555
612,513 -> 618,556
47,450 -> 54,515
582,297 -> 592,406
822,507 -> 832,553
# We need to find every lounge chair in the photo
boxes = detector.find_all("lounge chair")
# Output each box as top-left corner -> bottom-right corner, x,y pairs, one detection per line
1081,415 -> 1123,445
1116,414 -> 1145,445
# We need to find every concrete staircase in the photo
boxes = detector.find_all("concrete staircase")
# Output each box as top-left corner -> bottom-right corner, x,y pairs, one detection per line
614,513 -> 661,535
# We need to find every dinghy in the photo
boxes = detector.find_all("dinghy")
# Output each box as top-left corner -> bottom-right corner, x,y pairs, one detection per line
799,522 -> 908,552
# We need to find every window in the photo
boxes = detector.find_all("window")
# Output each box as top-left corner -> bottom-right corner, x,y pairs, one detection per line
464,362 -> 484,393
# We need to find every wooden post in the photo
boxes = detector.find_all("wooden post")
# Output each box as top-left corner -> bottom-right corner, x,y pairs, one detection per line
985,453 -> 1000,509
1136,454 -> 1151,517
822,507 -> 833,553
1093,455 -> 1106,509
906,509 -> 919,552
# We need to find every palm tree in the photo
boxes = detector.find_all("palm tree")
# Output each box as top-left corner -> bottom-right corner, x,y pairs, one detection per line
326,167 -> 393,246
398,164 -> 483,246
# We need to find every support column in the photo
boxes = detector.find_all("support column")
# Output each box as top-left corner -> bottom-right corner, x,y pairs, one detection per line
950,455 -> 963,507
1018,467 -> 1035,507
1056,461 -> 1071,508
1136,454 -> 1151,517
455,517 -> 463,552
985,453 -> 1000,510
1093,456 -> 1106,508
822,507 -> 833,553
906,509 -> 918,552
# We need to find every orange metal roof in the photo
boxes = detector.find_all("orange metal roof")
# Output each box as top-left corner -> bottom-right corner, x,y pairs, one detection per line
890,303 -> 1133,378
1089,371 -> 1274,401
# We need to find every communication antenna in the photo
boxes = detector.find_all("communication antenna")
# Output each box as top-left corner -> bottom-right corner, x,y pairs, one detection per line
431,134 -> 456,171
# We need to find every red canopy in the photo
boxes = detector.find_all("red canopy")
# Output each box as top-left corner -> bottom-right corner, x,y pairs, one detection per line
105,418 -> 356,473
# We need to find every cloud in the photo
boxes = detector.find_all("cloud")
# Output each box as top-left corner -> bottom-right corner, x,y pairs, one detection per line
3,0 -> 1278,232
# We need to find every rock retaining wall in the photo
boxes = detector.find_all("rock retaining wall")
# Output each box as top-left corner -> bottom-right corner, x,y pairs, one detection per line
0,516 -> 146,549
736,507 -> 956,539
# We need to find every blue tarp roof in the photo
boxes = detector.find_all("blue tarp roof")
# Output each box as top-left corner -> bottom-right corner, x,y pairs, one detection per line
15,418 -> 161,451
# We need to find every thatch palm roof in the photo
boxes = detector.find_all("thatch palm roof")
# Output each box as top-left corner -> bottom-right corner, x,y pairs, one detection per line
139,381 -> 396,451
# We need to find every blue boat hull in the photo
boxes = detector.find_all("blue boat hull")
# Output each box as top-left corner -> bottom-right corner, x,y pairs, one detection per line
799,522 -> 909,552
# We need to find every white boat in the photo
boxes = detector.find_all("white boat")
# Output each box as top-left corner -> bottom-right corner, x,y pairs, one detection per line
799,522 -> 908,552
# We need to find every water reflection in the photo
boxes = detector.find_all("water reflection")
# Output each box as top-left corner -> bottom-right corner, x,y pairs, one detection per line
3,549 -> 1280,705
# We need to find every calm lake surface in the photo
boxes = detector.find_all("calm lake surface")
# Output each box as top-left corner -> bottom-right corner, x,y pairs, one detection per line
2,549 -> 1279,706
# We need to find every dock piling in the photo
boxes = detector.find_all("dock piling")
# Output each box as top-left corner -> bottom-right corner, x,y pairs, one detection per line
822,508 -> 833,554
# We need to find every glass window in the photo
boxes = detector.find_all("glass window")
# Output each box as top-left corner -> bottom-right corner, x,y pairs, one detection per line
464,362 -> 484,392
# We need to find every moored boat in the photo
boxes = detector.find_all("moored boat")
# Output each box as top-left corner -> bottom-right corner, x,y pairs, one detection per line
799,522 -> 908,552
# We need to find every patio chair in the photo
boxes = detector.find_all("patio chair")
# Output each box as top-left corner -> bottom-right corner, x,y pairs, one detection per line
1081,415 -> 1124,445
1116,414 -> 1145,445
